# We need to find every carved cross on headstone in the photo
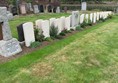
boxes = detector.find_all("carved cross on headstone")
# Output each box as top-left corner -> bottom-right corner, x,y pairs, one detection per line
0,7 -> 22,57
0,7 -> 12,41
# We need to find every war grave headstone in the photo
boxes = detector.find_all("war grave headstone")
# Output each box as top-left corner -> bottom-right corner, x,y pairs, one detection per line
81,0 -> 87,11
90,13 -> 93,23
65,16 -> 71,31
0,7 -> 22,57
33,5 -> 39,14
19,4 -> 27,14
49,18 -> 56,27
80,14 -> 85,24
17,24 -> 24,42
23,22 -> 35,47
85,14 -> 89,23
41,20 -> 50,38
53,19 -> 60,34
71,11 -> 79,30
35,19 -> 43,29
60,16 -> 66,30
97,12 -> 99,20
53,18 -> 62,34
93,13 -> 97,23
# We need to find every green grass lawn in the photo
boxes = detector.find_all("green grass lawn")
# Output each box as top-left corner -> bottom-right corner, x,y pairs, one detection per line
9,13 -> 70,38
0,16 -> 118,83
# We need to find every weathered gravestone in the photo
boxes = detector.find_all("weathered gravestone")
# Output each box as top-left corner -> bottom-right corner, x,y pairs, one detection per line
40,5 -> 44,12
56,7 -> 60,13
19,4 -> 27,14
23,22 -> 35,47
71,11 -> 79,30
40,20 -> 50,38
81,0 -> 87,11
7,11 -> 14,20
64,7 -> 67,13
80,14 -> 85,24
48,5 -> 52,13
65,16 -> 71,31
0,7 -> 22,57
26,3 -> 33,12
33,5 -> 39,14
17,23 -> 24,42
11,7 -> 18,16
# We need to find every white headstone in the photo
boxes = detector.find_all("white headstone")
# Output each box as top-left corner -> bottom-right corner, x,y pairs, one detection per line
80,14 -> 85,24
23,22 -> 35,47
71,11 -> 79,30
90,13 -> 93,23
85,14 -> 89,23
93,13 -> 97,23
65,16 -> 71,31
60,16 -> 66,30
41,20 -> 50,38
35,19 -> 43,29
49,18 -> 56,27
97,12 -> 100,21
53,18 -> 62,34
81,2 -> 87,11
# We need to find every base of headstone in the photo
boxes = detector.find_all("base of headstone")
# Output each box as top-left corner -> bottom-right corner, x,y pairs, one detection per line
0,38 -> 22,57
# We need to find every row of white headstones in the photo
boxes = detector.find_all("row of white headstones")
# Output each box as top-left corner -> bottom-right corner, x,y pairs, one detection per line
22,11 -> 112,47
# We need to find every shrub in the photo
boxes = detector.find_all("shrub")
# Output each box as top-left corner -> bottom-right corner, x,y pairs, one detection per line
59,30 -> 66,36
50,25 -> 59,39
99,18 -> 106,22
87,19 -> 93,26
34,28 -> 45,42
81,20 -> 87,28
45,37 -> 53,42
30,42 -> 41,48
76,25 -> 82,31
108,14 -> 113,19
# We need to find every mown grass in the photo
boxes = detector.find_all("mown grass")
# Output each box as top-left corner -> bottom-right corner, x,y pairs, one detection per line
0,16 -> 118,83
9,13 -> 70,38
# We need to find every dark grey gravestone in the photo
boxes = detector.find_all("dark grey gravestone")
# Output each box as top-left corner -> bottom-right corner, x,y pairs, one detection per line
40,5 -> 44,12
17,24 -> 24,42
11,7 -> 18,16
